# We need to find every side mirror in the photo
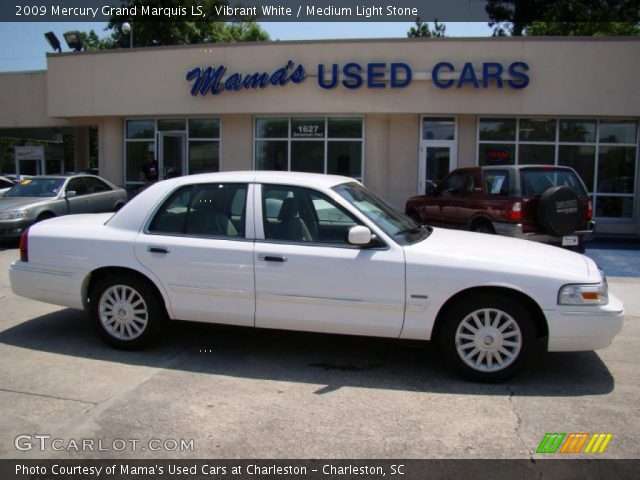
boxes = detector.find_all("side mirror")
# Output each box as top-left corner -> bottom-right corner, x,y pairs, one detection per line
64,190 -> 77,199
348,225 -> 373,246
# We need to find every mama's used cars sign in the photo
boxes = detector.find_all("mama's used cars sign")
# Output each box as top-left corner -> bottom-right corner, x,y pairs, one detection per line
186,59 -> 529,96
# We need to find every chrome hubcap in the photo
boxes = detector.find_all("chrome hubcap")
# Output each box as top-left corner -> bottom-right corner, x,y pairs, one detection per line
455,308 -> 522,372
99,285 -> 148,340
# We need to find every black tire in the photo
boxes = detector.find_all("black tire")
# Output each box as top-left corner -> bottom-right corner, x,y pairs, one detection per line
438,294 -> 536,382
89,273 -> 166,349
537,186 -> 582,237
470,220 -> 495,234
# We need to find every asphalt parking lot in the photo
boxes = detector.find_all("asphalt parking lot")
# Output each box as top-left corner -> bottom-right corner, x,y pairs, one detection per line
0,244 -> 638,460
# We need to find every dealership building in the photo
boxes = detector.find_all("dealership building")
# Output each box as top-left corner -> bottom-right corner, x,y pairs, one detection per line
0,36 -> 638,235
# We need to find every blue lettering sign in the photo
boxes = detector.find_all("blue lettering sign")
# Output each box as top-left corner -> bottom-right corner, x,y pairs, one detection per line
432,61 -> 530,89
186,60 -> 306,96
432,62 -> 455,88
508,62 -> 530,89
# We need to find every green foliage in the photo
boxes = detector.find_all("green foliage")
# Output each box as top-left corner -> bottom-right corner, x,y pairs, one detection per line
79,0 -> 269,49
485,0 -> 640,36
407,17 -> 446,37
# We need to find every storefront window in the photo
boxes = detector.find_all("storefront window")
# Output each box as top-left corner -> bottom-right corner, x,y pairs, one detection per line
560,120 -> 596,143
477,117 -> 638,219
422,117 -> 455,140
329,117 -> 362,138
255,140 -> 287,170
518,144 -> 555,165
599,120 -> 637,144
328,141 -> 362,177
125,118 -> 221,187
597,147 -> 636,194
188,141 -> 219,174
126,141 -> 154,183
479,144 -> 515,166
255,116 -> 364,180
126,120 -> 154,139
256,118 -> 288,138
559,145 -> 596,192
519,118 -> 556,142
291,141 -> 324,173
157,118 -> 186,131
479,118 -> 516,141
189,118 -> 220,138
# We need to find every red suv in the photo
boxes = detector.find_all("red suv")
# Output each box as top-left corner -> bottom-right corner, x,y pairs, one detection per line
405,165 -> 595,251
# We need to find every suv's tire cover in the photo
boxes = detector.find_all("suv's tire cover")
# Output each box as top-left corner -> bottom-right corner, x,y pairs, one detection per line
537,186 -> 582,237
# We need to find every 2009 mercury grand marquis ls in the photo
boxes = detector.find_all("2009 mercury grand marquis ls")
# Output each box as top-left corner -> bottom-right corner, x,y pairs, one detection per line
9,172 -> 624,381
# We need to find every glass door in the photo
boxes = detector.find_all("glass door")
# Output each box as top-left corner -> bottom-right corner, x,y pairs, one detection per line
418,116 -> 457,194
158,132 -> 186,180
418,142 -> 456,194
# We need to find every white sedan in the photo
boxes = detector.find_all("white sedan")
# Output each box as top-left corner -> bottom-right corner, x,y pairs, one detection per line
9,172 -> 624,381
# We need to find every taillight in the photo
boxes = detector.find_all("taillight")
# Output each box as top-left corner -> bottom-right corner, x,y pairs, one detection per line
19,228 -> 29,262
507,201 -> 522,222
587,199 -> 593,220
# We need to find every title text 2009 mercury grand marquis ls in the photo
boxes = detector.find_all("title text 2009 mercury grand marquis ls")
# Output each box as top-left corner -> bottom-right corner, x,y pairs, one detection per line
9,172 -> 624,381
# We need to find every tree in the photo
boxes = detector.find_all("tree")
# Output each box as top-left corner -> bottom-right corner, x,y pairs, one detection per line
485,0 -> 640,36
407,17 -> 446,37
80,0 -> 269,50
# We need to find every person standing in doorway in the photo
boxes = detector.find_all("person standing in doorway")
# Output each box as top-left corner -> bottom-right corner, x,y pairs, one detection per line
141,151 -> 159,184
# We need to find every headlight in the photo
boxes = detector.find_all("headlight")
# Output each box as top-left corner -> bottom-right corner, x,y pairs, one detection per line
0,210 -> 29,221
558,281 -> 609,306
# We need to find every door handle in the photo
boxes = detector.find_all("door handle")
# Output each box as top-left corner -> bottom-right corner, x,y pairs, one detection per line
258,254 -> 287,262
148,246 -> 170,254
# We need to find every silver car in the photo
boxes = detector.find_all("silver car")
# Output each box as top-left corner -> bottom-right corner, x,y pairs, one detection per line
0,174 -> 127,239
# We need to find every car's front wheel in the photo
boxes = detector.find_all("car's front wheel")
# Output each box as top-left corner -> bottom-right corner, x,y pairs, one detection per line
89,274 -> 165,349
439,294 -> 536,381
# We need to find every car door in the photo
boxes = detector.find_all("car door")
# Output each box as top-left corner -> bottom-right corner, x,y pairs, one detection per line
437,171 -> 473,228
134,182 -> 255,326
254,183 -> 405,338
64,177 -> 94,214
83,176 -> 119,212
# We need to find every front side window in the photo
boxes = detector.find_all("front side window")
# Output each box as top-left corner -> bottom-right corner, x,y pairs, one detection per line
149,183 -> 247,238
334,182 -> 428,246
440,172 -> 470,196
262,185 -> 358,245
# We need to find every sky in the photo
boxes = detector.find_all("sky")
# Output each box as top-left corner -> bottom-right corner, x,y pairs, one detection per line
0,22 -> 491,72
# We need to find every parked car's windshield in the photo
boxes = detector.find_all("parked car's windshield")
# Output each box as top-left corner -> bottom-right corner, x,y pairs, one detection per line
4,178 -> 65,198
334,182 -> 430,245
520,169 -> 587,197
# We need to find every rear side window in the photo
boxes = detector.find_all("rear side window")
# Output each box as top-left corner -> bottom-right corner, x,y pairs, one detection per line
149,183 -> 247,238
483,170 -> 510,196
520,169 -> 587,197
83,177 -> 112,193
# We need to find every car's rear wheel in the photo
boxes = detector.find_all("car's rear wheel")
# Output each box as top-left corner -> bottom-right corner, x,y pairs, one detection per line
439,294 -> 536,381
89,274 -> 165,349
470,220 -> 495,234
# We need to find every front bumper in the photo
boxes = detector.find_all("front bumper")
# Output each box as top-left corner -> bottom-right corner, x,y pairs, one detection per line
545,292 -> 625,351
0,218 -> 33,238
492,220 -> 595,245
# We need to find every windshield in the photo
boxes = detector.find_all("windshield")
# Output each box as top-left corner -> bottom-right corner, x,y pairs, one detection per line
4,178 -> 65,198
333,182 -> 430,245
520,169 -> 587,197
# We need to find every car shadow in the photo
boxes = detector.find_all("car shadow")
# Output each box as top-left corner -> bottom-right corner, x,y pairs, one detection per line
0,308 -> 614,397
0,239 -> 19,252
